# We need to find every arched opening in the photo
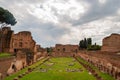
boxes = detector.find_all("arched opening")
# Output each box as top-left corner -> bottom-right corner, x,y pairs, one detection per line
63,48 -> 65,52
12,64 -> 17,72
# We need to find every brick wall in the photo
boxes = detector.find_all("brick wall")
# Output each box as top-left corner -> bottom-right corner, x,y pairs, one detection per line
0,27 -> 14,52
0,57 -> 14,77
77,51 -> 120,80
9,31 -> 36,53
52,44 -> 78,57
101,33 -> 120,52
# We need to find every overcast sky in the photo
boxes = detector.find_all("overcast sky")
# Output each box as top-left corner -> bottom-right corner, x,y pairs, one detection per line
0,0 -> 120,47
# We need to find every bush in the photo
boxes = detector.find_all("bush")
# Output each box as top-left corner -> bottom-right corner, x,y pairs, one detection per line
87,45 -> 101,51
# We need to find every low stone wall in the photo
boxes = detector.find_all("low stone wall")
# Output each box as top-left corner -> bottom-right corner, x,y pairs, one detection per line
101,46 -> 120,52
0,57 -> 15,78
77,52 -> 120,80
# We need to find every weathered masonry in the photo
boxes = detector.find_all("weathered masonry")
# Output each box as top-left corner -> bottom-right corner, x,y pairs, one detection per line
0,27 -> 14,52
101,33 -> 120,52
52,44 -> 79,57
0,27 -> 36,53
9,31 -> 36,53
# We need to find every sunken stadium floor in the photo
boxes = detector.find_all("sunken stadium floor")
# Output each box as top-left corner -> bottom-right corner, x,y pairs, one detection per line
5,57 -> 115,80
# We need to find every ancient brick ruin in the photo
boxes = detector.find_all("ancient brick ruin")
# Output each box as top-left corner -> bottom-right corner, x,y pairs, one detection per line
77,51 -> 120,80
0,27 -> 14,52
0,27 -> 36,53
0,57 -> 15,78
0,27 -> 42,77
9,31 -> 36,53
52,44 -> 79,57
101,33 -> 120,52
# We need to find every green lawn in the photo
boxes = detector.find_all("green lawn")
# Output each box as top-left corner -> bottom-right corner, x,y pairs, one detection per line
4,57 -> 116,80
0,53 -> 12,58
20,57 -> 96,80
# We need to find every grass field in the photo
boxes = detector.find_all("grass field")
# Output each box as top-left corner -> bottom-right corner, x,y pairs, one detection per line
0,53 -> 12,58
5,57 -> 115,80
19,57 -> 96,80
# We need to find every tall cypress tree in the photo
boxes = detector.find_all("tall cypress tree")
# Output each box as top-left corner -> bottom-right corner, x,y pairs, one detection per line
87,38 -> 92,45
79,38 -> 92,49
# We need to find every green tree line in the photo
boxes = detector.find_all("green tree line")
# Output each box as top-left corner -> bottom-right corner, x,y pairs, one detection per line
79,38 -> 101,50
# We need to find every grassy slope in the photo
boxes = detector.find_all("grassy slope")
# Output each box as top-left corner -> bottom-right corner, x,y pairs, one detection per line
20,57 -> 96,80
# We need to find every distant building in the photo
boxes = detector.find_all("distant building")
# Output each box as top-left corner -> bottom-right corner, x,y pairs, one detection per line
101,33 -> 120,52
55,44 -> 79,53
0,27 -> 14,52
34,45 -> 45,53
52,44 -> 79,57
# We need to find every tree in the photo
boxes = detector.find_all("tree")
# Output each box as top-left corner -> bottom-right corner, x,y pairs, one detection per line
0,7 -> 17,26
79,38 -> 92,49
79,38 -> 101,50
87,43 -> 101,51
87,38 -> 92,45
79,40 -> 83,49
46,47 -> 53,56
84,38 -> 87,48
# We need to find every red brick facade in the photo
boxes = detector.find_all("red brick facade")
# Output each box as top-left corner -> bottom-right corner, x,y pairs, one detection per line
9,31 -> 36,53
55,44 -> 79,53
0,27 -> 36,53
52,44 -> 79,57
101,33 -> 120,52
0,27 -> 14,52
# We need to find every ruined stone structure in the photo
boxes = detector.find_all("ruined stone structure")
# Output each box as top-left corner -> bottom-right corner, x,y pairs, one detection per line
9,31 -> 36,53
55,44 -> 78,53
0,57 -> 15,77
34,45 -> 41,53
0,27 -> 14,52
101,33 -> 120,52
34,45 -> 41,62
52,44 -> 79,57
0,27 -> 43,78
34,45 -> 45,53
7,49 -> 34,75
0,27 -> 36,53
77,51 -> 120,80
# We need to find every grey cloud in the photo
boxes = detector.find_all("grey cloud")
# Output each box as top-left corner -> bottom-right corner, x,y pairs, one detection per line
1,0 -> 120,47
0,0 -> 71,47
14,12 -> 69,39
14,13 -> 70,46
104,26 -> 120,35
73,0 -> 120,25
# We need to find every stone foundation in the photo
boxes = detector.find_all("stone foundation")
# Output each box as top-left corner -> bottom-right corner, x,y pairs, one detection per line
78,51 -> 120,80
0,57 -> 14,77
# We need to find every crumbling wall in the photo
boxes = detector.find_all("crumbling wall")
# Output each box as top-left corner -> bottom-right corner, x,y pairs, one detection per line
0,57 -> 14,77
78,52 -> 120,80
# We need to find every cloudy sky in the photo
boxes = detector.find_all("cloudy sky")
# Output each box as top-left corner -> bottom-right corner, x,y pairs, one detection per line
0,0 -> 120,47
